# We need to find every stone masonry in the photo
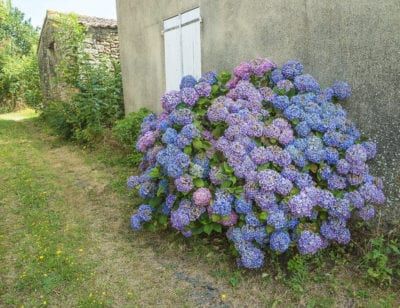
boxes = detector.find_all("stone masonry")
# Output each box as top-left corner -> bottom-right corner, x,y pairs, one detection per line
38,10 -> 119,103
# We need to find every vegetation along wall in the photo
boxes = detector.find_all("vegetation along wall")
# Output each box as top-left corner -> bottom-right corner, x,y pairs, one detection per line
38,10 -> 119,103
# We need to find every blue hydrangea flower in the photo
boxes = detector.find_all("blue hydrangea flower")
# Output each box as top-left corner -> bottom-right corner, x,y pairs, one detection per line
267,209 -> 287,229
199,71 -> 217,85
294,74 -> 320,93
270,231 -> 291,253
281,60 -> 304,79
180,75 -> 197,89
332,81 -> 351,100
235,198 -> 253,214
298,230 -> 323,254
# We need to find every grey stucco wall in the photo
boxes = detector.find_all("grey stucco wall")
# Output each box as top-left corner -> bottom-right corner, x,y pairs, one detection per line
116,0 -> 400,223
116,0 -> 199,113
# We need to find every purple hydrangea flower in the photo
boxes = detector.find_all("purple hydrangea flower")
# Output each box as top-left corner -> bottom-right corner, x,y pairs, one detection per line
195,82 -> 212,97
161,90 -> 181,113
170,108 -> 193,125
276,79 -> 294,92
252,58 -> 276,77
288,192 -> 314,217
235,198 -> 253,214
361,141 -> 377,160
298,231 -> 323,254
181,87 -> 199,106
175,175 -> 193,193
272,95 -> 290,110
234,61 -> 253,79
320,220 -> 350,244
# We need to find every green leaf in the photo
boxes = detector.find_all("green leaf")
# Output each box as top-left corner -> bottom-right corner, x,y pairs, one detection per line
221,180 -> 232,188
309,164 -> 318,173
223,162 -> 234,174
217,71 -> 231,84
184,145 -> 192,155
203,224 -> 213,235
212,223 -> 222,233
211,85 -> 220,96
194,178 -> 205,188
158,215 -> 168,225
211,214 -> 221,222
176,102 -> 186,109
234,187 -> 244,195
257,163 -> 271,171
149,197 -> 162,207
192,226 -> 204,235
149,167 -> 160,179
156,185 -> 165,197
212,125 -> 226,138
192,139 -> 202,150
259,212 -> 268,221
266,225 -> 274,234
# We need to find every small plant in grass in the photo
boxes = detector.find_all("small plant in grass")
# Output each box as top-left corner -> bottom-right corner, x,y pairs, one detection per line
362,236 -> 400,286
127,58 -> 386,269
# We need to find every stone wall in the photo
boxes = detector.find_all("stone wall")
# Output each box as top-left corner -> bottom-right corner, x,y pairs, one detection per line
38,11 -> 119,103
83,27 -> 119,63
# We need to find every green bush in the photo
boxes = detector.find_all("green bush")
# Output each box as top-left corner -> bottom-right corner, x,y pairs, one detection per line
42,60 -> 124,144
113,108 -> 151,166
113,108 -> 151,148
41,101 -> 74,139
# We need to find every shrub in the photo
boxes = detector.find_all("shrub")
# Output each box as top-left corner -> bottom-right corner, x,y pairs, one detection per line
113,108 -> 151,166
127,58 -> 386,270
42,60 -> 124,144
41,101 -> 74,139
0,0 -> 41,112
113,108 -> 151,147
40,13 -> 124,144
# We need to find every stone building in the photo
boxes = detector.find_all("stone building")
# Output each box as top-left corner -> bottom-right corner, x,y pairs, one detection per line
38,10 -> 119,103
116,0 -> 400,223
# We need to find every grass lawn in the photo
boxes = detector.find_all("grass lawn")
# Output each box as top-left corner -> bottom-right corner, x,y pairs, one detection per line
0,110 -> 398,307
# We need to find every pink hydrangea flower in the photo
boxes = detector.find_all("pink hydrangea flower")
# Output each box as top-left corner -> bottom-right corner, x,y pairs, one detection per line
193,188 -> 212,207
221,211 -> 238,226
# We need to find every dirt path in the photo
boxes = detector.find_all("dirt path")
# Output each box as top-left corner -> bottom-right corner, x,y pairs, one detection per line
0,116 -> 235,307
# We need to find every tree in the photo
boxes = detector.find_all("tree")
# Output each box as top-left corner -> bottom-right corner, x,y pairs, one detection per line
0,0 -> 41,112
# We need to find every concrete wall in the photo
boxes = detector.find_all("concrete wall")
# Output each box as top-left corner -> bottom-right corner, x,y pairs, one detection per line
116,0 -> 400,222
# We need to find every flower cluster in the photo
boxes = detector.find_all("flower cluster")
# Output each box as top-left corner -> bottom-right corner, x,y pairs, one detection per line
128,58 -> 385,269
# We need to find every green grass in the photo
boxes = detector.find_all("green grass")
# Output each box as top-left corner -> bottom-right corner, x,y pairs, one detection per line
0,110 -> 399,307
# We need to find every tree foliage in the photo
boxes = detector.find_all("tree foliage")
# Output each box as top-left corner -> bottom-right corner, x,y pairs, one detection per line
0,0 -> 41,112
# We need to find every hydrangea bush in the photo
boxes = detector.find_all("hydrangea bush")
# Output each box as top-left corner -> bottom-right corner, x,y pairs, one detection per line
127,58 -> 385,269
